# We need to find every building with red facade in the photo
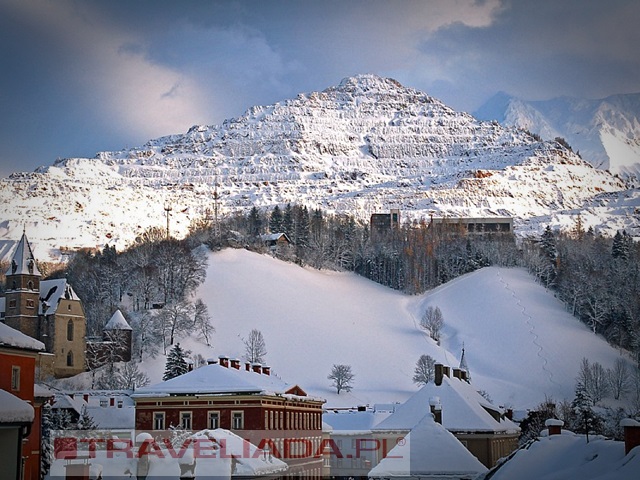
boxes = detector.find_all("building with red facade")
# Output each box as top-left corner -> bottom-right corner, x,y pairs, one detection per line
132,356 -> 325,478
0,321 -> 49,480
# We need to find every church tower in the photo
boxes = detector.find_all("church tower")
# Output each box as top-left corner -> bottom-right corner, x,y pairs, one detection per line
4,233 -> 42,341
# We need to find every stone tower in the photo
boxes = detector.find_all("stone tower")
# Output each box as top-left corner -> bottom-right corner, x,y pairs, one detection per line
3,233 -> 87,378
4,233 -> 42,340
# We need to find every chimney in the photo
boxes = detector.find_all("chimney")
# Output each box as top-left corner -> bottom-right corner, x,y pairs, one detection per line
435,364 -> 444,386
245,361 -> 251,372
357,405 -> 367,412
443,366 -> 451,378
262,365 -> 271,376
452,368 -> 461,380
83,394 -> 89,403
545,419 -> 563,436
505,408 -> 513,421
621,419 -> 640,455
252,363 -> 262,374
206,358 -> 217,365
230,358 -> 241,370
429,397 -> 442,424
460,370 -> 468,382
218,355 -> 229,368
187,360 -> 194,372
110,397 -> 115,407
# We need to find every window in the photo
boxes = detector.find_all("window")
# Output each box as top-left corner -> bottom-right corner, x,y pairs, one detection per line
11,366 -> 20,391
208,411 -> 220,430
232,411 -> 244,430
66,351 -> 74,367
180,411 -> 192,430
265,411 -> 269,429
67,320 -> 74,341
68,304 -> 72,311
153,412 -> 165,430
8,299 -> 16,309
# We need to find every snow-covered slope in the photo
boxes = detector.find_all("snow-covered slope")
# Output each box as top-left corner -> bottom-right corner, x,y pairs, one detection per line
155,249 -> 630,411
475,92 -> 640,181
1,75 -> 636,260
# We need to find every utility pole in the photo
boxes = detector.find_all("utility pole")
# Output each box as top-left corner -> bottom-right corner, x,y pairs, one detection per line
164,200 -> 172,239
213,177 -> 221,239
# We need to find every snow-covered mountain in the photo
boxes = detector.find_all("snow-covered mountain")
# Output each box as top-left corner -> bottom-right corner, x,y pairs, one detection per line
1,75 -> 638,260
475,91 -> 640,181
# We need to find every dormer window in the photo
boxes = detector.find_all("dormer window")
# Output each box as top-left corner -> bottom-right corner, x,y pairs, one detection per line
27,259 -> 34,274
11,260 -> 17,274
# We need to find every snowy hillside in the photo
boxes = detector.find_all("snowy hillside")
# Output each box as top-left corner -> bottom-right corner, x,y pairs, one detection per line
145,248 -> 630,411
1,74 -> 637,261
475,92 -> 640,181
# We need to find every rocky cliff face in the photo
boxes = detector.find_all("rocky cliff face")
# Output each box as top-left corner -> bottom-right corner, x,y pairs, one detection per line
1,75 -> 637,259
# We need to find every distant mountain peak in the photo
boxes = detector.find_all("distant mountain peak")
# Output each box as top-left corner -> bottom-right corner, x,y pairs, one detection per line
475,92 -> 640,179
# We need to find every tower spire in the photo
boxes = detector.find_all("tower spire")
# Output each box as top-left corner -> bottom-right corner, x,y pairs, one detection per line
7,232 -> 41,277
459,343 -> 470,382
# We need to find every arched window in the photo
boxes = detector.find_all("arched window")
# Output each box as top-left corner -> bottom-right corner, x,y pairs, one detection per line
67,351 -> 74,367
27,281 -> 33,290
67,320 -> 74,341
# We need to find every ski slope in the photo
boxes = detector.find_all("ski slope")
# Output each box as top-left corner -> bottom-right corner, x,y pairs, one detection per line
145,248 -> 629,411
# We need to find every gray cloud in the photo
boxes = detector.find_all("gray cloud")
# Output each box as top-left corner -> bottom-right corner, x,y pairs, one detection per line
0,0 -> 637,177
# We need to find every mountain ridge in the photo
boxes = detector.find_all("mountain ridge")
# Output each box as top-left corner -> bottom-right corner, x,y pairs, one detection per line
474,91 -> 640,179
1,74 -> 638,260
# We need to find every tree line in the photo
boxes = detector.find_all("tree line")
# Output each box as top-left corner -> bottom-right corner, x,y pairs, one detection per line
31,203 -> 638,372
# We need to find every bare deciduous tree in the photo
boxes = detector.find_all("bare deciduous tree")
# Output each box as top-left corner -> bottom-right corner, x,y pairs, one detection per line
328,364 -> 354,394
420,306 -> 444,343
607,358 -> 630,400
193,299 -> 214,346
244,329 -> 267,363
413,354 -> 436,385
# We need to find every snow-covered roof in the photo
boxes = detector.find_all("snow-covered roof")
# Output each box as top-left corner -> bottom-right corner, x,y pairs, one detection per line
480,432 -> 640,480
373,374 -> 519,434
133,363 -> 322,401
52,393 -> 85,416
104,310 -> 132,330
0,321 -> 45,351
323,410 -> 391,435
0,389 -> 35,423
260,232 -> 290,242
39,278 -> 81,315
86,405 -> 135,429
368,412 -> 487,479
34,383 -> 56,399
191,429 -> 289,476
6,233 -> 41,277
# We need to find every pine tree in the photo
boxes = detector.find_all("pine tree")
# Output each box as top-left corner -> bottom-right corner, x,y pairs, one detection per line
283,203 -> 294,237
269,205 -> 283,233
612,230 -> 630,260
41,403 -> 54,479
76,405 -> 98,430
247,207 -> 263,238
163,343 -> 189,381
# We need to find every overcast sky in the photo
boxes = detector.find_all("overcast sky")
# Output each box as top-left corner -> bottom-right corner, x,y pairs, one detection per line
1,0 -> 639,178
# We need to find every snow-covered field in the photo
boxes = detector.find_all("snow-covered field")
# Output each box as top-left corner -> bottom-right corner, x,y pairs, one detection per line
140,248 -> 630,411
